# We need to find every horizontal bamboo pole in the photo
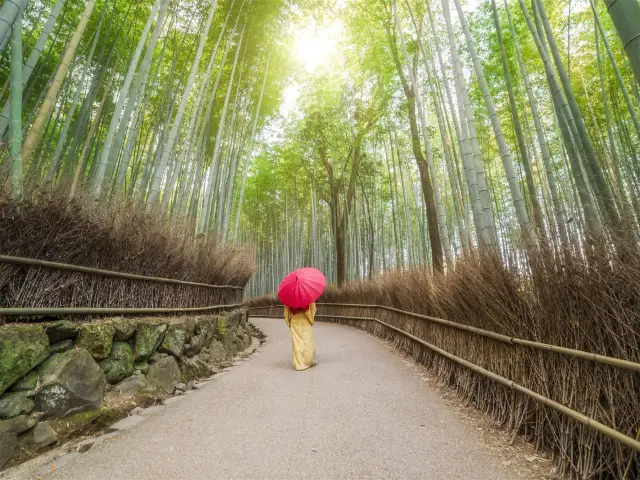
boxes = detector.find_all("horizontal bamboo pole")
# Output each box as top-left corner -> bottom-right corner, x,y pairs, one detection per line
251,313 -> 640,453
0,303 -> 245,317
0,255 -> 244,290
249,303 -> 640,373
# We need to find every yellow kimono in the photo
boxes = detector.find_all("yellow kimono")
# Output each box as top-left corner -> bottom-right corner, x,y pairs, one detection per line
284,303 -> 317,371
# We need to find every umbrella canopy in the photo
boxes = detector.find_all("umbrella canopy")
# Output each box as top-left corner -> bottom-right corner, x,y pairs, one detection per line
278,268 -> 326,309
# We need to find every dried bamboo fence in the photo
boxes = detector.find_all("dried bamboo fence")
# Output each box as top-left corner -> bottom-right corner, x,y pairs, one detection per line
0,255 -> 244,322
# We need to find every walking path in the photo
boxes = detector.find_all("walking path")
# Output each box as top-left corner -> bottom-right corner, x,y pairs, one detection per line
32,318 -> 517,479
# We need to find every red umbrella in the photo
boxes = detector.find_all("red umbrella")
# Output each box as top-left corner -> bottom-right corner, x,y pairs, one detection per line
278,268 -> 326,309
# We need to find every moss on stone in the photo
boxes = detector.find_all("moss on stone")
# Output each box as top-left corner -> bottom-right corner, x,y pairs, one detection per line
50,407 -> 115,440
36,349 -> 105,419
44,321 -> 79,343
76,323 -> 116,360
207,341 -> 227,365
0,392 -> 35,419
159,324 -> 186,358
10,371 -> 38,392
0,325 -> 49,395
179,357 -> 214,384
112,317 -> 137,341
100,342 -> 134,384
196,318 -> 216,349
133,320 -> 168,362
214,315 -> 228,340
146,356 -> 180,393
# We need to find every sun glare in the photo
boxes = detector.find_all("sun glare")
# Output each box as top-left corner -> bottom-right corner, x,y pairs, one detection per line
293,21 -> 343,73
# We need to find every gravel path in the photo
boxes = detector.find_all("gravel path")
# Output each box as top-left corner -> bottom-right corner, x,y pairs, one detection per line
44,317 -> 517,479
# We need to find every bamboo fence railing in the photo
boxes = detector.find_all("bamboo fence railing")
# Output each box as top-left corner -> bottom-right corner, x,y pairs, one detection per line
249,304 -> 640,455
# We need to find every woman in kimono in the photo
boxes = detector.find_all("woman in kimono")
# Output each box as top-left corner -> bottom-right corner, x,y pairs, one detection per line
284,302 -> 317,370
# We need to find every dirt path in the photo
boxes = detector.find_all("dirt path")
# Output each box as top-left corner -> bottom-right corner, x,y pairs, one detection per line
33,318 -> 520,479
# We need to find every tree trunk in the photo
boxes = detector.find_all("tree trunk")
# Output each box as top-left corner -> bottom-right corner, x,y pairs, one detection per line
384,6 -> 443,271
595,20 -> 636,231
405,0 -> 470,256
92,0 -> 161,196
603,0 -> 640,86
0,0 -> 66,138
534,0 -> 620,229
22,0 -> 96,166
384,136 -> 402,268
46,10 -> 104,186
0,0 -> 28,55
453,0 -> 533,240
491,0 -> 544,238
520,0 -> 603,237
147,1 -> 219,208
233,51 -> 270,241
9,12 -> 21,199
200,24 -> 245,233
591,0 -> 640,144
438,0 -> 494,246
394,0 -> 451,265
504,0 -> 568,249
111,0 -> 170,193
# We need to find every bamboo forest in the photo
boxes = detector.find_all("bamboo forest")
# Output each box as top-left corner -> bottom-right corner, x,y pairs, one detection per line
1,0 -> 639,288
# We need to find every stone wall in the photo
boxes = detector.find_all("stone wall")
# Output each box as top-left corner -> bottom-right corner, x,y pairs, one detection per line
0,309 -> 253,469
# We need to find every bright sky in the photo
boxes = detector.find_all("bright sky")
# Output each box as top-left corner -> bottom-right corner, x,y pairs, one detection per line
293,21 -> 344,73
280,15 -> 345,117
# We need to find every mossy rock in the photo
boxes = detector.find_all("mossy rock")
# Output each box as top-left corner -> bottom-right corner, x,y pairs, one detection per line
112,318 -> 137,341
36,349 -> 105,419
100,342 -> 134,385
49,407 -> 121,440
0,392 -> 35,419
236,326 -> 246,340
0,432 -> 17,469
0,414 -> 42,439
133,321 -> 168,362
10,371 -> 38,392
149,352 -> 168,362
179,357 -> 213,384
0,325 -> 49,395
206,341 -> 226,365
184,335 -> 203,358
214,315 -> 228,340
196,317 -> 217,348
113,374 -> 151,397
49,340 -> 73,355
25,421 -> 58,451
50,408 -> 102,434
44,321 -> 79,344
159,324 -> 186,358
146,356 -> 180,393
222,336 -> 237,359
229,309 -> 245,328
76,323 -> 116,361
183,318 -> 196,343
233,335 -> 245,351
134,361 -> 149,375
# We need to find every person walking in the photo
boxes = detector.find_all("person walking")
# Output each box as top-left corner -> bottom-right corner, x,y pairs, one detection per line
284,303 -> 317,370
278,268 -> 325,371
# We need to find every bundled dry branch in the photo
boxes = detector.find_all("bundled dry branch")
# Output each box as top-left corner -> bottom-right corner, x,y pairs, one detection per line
0,189 -> 254,319
249,249 -> 640,479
